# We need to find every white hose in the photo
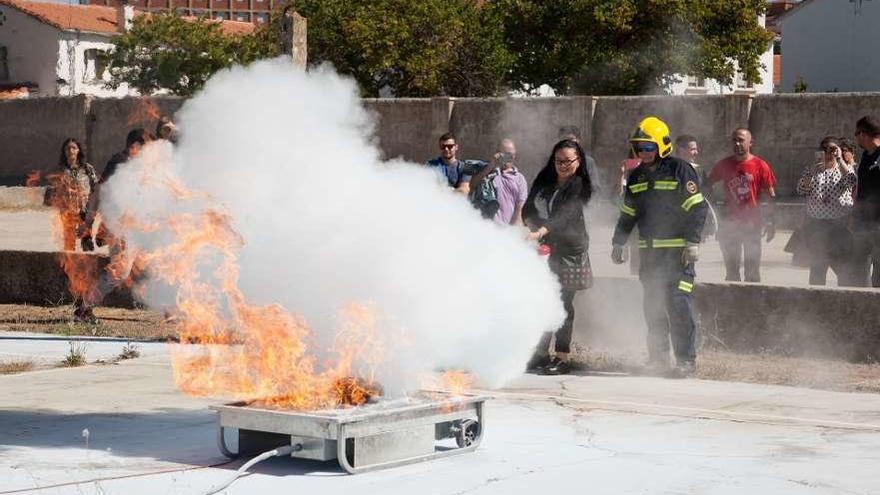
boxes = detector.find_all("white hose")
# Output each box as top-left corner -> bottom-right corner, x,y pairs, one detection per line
197,444 -> 297,495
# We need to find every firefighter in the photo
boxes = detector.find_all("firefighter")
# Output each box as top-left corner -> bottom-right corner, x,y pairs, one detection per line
611,116 -> 708,377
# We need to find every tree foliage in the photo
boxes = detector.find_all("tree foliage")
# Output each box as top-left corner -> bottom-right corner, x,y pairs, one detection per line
291,0 -> 513,97
104,13 -> 277,96
490,0 -> 774,95
104,1 -> 774,97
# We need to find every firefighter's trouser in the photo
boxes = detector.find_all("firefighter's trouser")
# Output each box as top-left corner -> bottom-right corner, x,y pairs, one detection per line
638,241 -> 696,365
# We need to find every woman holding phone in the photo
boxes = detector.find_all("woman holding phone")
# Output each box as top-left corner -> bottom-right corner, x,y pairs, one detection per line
796,136 -> 857,285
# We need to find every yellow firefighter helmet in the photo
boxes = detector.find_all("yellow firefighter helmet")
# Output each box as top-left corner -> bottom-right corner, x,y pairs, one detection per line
630,116 -> 673,158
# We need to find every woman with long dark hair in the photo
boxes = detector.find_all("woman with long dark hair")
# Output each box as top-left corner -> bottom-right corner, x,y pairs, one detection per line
522,139 -> 593,375
50,138 -> 98,252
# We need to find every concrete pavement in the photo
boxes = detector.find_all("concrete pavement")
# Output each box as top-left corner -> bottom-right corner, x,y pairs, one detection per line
1,347 -> 879,494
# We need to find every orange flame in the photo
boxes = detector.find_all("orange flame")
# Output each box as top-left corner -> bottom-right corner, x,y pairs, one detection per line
99,149 -> 387,410
127,98 -> 162,128
57,252 -> 100,304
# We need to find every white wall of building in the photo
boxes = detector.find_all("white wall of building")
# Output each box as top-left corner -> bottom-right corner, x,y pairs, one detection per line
0,7 -> 62,94
0,5 -> 132,96
57,32 -> 130,97
780,0 -> 880,92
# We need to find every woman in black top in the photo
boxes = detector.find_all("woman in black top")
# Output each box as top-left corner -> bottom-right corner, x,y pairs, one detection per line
523,139 -> 593,375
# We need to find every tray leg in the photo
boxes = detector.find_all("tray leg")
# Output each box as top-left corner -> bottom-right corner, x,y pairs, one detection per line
218,425 -> 240,459
336,402 -> 486,474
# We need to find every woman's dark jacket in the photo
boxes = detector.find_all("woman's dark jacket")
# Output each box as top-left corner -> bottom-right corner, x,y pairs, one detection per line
522,176 -> 590,256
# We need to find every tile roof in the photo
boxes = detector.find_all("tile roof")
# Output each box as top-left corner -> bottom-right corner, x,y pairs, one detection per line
0,0 -> 255,36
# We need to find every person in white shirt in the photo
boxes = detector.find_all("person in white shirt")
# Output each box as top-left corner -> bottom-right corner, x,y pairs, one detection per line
796,136 -> 857,285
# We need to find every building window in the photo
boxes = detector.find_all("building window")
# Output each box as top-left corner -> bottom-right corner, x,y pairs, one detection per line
235,12 -> 250,21
83,48 -> 106,83
735,72 -> 754,90
214,11 -> 228,19
255,13 -> 267,23
686,75 -> 705,88
0,46 -> 8,81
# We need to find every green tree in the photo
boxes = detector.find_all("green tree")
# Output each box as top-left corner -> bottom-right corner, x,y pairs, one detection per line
103,13 -> 277,96
290,0 -> 513,97
491,0 -> 774,95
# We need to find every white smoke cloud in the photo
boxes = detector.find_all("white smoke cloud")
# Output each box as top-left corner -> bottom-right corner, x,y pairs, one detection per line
101,59 -> 565,393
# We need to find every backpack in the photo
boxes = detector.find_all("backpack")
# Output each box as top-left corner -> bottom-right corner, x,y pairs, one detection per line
469,169 -> 500,219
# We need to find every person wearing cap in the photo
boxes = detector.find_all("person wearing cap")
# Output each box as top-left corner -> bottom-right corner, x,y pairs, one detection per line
610,116 -> 708,377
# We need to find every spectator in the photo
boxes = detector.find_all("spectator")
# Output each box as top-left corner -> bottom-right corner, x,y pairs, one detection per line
675,134 -> 717,239
796,136 -> 856,285
558,125 -> 603,198
48,138 -> 98,252
102,128 -> 150,184
850,116 -> 880,287
523,139 -> 594,375
425,132 -> 484,195
840,138 -> 858,168
674,134 -> 709,187
469,138 -> 529,225
155,116 -> 178,144
707,128 -> 777,282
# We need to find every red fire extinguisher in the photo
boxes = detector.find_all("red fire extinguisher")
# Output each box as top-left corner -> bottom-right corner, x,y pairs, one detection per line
537,243 -> 551,263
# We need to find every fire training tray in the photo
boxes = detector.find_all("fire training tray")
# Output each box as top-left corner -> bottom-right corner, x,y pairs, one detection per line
212,392 -> 489,474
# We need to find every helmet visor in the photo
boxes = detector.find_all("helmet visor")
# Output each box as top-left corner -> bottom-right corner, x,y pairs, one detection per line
633,142 -> 658,153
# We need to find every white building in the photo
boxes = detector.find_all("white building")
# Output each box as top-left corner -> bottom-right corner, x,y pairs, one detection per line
778,0 -> 879,92
667,14 -> 775,95
0,0 -> 253,98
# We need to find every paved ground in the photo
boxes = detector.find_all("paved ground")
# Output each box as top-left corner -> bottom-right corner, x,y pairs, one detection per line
1,343 -> 879,494
0,207 -> 845,288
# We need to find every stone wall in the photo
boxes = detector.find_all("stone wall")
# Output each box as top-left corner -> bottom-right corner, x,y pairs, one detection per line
448,96 -> 594,182
0,251 -> 134,308
1,93 -> 878,197
575,277 -> 880,363
749,93 -> 880,196
0,97 -> 89,185
591,95 -> 752,192
87,97 -> 185,174
1,250 -> 876,363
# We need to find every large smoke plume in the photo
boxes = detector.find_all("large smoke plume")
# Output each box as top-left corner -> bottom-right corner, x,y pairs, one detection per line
99,59 -> 565,395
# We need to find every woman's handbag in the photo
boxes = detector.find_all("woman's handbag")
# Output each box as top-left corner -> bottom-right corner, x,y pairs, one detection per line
550,252 -> 593,291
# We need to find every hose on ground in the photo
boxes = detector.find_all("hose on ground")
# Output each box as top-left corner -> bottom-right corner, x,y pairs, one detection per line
197,444 -> 298,495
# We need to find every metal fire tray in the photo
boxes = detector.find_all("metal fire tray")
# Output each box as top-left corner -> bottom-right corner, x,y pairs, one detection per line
212,392 -> 489,474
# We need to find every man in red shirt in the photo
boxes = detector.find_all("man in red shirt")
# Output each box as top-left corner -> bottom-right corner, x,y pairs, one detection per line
707,128 -> 777,282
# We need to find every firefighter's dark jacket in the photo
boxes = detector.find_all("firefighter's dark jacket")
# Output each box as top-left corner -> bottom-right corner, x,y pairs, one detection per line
613,156 -> 708,248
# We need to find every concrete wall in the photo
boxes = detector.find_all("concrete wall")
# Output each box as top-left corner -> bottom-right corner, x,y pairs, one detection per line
2,250 -> 876,363
0,251 -> 133,307
575,276 -> 880,363
88,96 -> 185,173
1,92 -> 879,195
363,98 -> 449,164
749,93 -> 880,195
779,0 -> 880,93
0,96 -> 89,185
448,96 -> 593,182
591,95 -> 752,192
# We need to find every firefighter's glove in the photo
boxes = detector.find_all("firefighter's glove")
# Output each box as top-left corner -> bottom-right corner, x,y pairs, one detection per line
80,236 -> 95,252
611,244 -> 626,264
682,243 -> 700,265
